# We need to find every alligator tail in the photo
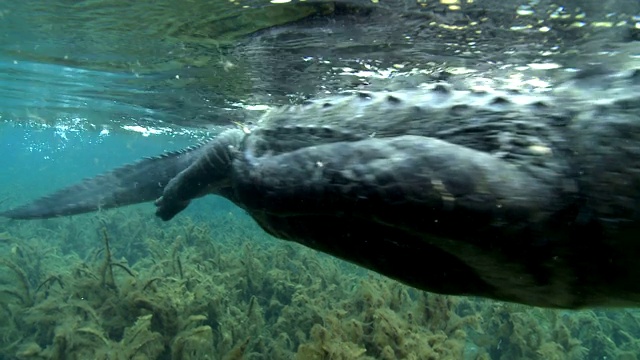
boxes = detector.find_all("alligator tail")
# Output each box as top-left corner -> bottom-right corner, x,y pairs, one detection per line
0,142 -> 210,219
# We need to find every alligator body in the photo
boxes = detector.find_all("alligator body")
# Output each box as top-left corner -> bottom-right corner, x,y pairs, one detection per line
3,69 -> 640,309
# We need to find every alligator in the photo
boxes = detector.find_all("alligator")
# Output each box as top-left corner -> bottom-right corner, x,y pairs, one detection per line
2,68 -> 640,309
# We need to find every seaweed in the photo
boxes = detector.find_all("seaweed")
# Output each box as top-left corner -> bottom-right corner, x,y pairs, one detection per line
0,259 -> 33,306
98,227 -> 117,292
2,207 -> 640,359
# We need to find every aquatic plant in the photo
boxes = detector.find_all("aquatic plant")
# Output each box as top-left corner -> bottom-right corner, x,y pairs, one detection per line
2,208 -> 640,359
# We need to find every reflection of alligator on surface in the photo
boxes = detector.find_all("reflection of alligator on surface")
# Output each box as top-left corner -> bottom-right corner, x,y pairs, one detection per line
102,0 -> 640,129
168,0 -> 640,129
6,0 -> 637,131
3,66 -> 640,310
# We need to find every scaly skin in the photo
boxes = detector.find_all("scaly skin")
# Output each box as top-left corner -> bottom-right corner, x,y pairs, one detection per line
3,69 -> 640,308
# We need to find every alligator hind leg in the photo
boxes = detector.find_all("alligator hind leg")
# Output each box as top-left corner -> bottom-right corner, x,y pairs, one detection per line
155,129 -> 244,220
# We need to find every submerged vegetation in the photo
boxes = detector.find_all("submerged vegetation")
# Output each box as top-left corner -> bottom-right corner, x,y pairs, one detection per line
1,205 -> 640,359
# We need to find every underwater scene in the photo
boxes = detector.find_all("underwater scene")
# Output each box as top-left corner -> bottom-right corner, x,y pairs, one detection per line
1,0 -> 640,359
